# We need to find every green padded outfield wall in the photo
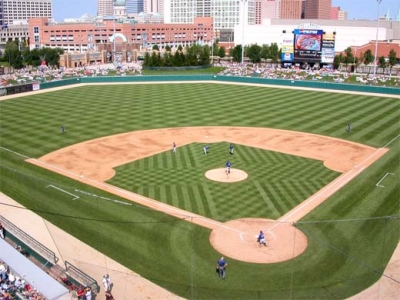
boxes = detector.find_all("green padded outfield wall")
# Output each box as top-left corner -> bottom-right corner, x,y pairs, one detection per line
39,75 -> 400,95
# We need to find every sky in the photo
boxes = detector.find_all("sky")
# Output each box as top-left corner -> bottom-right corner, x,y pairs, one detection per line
52,0 -> 400,21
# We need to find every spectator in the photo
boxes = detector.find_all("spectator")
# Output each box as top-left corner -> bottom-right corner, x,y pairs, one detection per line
102,274 -> 111,293
0,222 -> 4,239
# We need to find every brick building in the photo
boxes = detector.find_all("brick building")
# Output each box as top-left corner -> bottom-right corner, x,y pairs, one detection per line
280,0 -> 302,19
28,16 -> 213,67
304,0 -> 331,19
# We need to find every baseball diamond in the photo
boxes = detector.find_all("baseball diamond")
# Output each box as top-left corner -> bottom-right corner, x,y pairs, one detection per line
0,81 -> 399,299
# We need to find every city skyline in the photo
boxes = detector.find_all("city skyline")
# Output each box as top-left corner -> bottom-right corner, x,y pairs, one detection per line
52,0 -> 400,21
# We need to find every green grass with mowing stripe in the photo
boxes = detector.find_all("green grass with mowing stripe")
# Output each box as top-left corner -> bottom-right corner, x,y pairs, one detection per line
0,82 -> 399,299
109,142 -> 339,220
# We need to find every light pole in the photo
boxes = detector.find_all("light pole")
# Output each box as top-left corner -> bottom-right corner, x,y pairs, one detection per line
113,16 -> 117,65
241,0 -> 248,64
78,34 -> 83,53
373,0 -> 382,77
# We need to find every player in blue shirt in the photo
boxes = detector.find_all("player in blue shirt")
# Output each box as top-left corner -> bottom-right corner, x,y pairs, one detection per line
216,256 -> 228,279
226,160 -> 232,175
257,230 -> 267,246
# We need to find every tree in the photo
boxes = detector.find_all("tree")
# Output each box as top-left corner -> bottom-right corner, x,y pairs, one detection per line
333,54 -> 342,70
4,41 -> 23,70
269,43 -> 280,63
165,45 -> 171,52
378,56 -> 387,73
387,49 -> 397,76
163,51 -> 173,67
362,49 -> 374,73
185,44 -> 198,66
217,46 -> 226,58
343,47 -> 354,70
199,45 -> 211,65
247,44 -> 262,63
231,45 -> 242,62
143,52 -> 151,66
40,48 -> 64,67
152,44 -> 159,51
260,44 -> 270,60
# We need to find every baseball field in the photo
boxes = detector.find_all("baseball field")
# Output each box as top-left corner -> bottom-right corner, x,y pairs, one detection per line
0,81 -> 399,299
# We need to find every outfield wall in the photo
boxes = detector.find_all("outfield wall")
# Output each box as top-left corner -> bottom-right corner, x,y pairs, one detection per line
38,75 -> 400,95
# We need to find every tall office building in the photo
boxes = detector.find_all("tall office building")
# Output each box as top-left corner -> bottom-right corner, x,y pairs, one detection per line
126,0 -> 144,14
1,0 -> 52,25
0,0 -> 52,51
98,0 -> 114,16
280,0 -> 302,19
164,0 -> 255,31
143,0 -> 163,14
304,0 -> 331,19
255,0 -> 279,24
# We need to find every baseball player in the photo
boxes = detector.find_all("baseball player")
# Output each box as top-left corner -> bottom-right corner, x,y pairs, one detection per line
229,143 -> 234,155
203,145 -> 209,155
172,142 -> 177,154
346,123 -> 352,133
226,160 -> 231,175
216,256 -> 228,279
61,125 -> 66,134
257,230 -> 267,246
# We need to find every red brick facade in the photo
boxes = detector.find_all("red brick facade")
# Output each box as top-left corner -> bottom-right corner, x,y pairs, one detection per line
28,17 -> 214,53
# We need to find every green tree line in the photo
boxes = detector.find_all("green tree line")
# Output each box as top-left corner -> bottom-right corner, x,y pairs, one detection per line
0,41 -> 63,69
143,44 -> 211,67
334,47 -> 398,73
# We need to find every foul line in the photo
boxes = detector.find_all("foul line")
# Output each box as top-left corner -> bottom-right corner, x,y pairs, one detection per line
75,189 -> 132,206
0,146 -> 30,159
376,173 -> 395,188
46,185 -> 79,200
29,158 -> 245,235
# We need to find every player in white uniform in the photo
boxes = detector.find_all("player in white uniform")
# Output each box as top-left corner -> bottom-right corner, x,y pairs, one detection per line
173,142 -> 177,154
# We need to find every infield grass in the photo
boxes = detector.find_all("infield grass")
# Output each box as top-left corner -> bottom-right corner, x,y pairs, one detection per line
0,82 -> 399,299
109,142 -> 339,220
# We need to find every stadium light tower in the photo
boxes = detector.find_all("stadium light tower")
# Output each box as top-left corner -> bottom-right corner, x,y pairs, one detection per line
241,0 -> 248,64
373,0 -> 382,77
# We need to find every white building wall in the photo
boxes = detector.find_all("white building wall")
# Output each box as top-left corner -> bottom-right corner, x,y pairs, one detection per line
234,19 -> 390,52
164,0 -> 255,31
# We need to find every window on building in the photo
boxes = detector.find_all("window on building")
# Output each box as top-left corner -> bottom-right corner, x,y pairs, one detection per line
33,26 -> 39,34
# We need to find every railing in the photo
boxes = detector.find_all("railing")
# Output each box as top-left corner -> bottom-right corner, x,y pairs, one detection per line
0,215 -> 59,266
64,261 -> 100,293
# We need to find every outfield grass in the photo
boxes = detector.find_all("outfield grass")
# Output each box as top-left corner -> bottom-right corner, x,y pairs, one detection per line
0,82 -> 399,299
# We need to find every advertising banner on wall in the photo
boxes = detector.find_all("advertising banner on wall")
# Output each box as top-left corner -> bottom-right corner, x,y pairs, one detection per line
32,82 -> 40,91
321,33 -> 336,64
281,38 -> 294,62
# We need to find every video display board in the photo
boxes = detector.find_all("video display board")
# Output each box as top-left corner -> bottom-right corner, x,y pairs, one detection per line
293,29 -> 323,62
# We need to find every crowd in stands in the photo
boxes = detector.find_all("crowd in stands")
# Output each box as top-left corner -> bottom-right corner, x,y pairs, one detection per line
0,260 -> 46,300
0,62 -> 143,87
1,60 -> 399,88
215,62 -> 400,86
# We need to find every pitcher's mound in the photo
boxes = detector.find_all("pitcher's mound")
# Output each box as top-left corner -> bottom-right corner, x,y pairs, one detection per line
205,168 -> 248,183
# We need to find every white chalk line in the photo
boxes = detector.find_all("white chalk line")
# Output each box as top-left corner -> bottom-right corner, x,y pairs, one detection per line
376,173 -> 395,188
46,184 -> 79,200
28,158 -> 245,235
0,147 -> 30,159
